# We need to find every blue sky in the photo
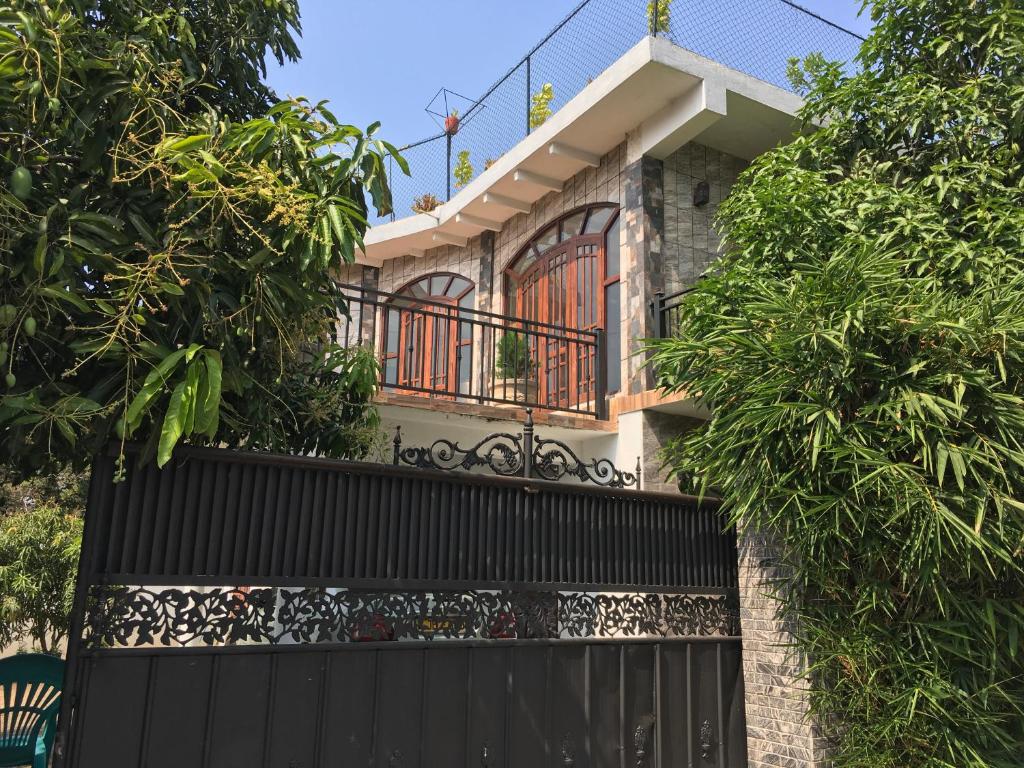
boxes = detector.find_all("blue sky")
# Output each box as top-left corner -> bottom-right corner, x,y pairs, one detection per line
266,1 -> 873,149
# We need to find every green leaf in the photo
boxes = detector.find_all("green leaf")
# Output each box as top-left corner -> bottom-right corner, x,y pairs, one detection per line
166,134 -> 211,153
157,380 -> 190,467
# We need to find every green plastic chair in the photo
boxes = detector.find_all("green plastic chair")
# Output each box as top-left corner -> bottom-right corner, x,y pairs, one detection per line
0,654 -> 64,768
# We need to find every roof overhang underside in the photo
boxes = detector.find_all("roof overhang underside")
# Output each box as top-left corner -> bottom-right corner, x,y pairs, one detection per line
361,36 -> 804,265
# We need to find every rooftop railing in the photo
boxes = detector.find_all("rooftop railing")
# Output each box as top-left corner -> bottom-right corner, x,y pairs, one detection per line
380,0 -> 864,224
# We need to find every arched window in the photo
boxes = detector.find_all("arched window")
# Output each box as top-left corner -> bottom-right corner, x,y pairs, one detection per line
382,273 -> 475,396
504,205 -> 621,400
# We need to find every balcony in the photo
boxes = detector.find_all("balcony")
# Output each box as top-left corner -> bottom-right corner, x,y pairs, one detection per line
337,284 -> 609,419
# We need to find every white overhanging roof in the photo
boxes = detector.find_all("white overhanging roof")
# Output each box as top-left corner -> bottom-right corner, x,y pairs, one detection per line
360,36 -> 804,265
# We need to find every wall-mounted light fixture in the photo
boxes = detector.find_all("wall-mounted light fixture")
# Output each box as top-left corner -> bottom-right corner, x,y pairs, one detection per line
693,180 -> 710,207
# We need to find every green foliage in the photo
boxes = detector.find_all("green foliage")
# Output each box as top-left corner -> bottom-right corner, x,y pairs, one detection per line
528,83 -> 554,130
647,0 -> 669,34
495,332 -> 532,379
649,2 -> 1024,766
453,149 -> 474,189
0,0 -> 406,473
0,502 -> 82,652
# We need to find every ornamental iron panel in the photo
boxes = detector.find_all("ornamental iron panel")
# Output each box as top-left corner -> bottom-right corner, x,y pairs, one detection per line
392,408 -> 641,488
56,444 -> 746,767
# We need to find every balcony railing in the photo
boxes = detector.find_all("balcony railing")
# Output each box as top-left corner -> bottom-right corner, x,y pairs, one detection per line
337,284 -> 608,419
651,288 -> 694,339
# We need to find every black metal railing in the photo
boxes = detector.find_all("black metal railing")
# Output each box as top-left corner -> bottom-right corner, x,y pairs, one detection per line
381,0 -> 864,224
651,287 -> 694,339
337,284 -> 607,419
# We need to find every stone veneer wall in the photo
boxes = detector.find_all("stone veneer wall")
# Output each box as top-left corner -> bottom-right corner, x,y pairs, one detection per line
662,142 -> 748,294
738,532 -> 832,768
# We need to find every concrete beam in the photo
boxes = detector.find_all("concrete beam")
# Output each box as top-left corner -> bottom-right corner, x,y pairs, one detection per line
548,142 -> 601,167
432,231 -> 468,247
481,192 -> 532,214
513,169 -> 563,192
638,81 -> 727,160
455,212 -> 502,231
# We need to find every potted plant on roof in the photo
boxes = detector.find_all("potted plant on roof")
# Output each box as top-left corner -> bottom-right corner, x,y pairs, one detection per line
444,109 -> 460,135
493,331 -> 537,405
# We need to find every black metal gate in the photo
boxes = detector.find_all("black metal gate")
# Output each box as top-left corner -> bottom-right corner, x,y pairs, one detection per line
55,445 -> 746,768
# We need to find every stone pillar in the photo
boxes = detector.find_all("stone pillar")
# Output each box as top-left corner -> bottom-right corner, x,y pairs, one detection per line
478,229 -> 496,313
738,530 -> 832,768
623,151 -> 666,395
358,265 -> 380,345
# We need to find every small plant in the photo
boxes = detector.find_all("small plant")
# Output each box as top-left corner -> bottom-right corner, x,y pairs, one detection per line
484,157 -> 497,170
529,83 -> 554,130
495,332 -> 533,379
453,149 -> 474,188
412,192 -> 441,214
444,109 -> 460,135
647,0 -> 670,34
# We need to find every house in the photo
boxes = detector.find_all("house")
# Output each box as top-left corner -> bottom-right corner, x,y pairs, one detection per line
329,4 -> 861,766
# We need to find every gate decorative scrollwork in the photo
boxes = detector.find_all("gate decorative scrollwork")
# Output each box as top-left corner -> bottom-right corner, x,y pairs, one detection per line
83,586 -> 740,649
393,408 -> 641,488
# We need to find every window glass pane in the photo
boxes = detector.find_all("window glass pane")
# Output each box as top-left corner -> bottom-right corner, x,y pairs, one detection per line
430,275 -> 449,295
385,357 -> 397,384
517,249 -> 538,274
604,216 -> 621,277
458,345 -> 471,392
605,281 -> 621,394
584,206 -> 614,234
386,310 -> 400,354
535,225 -> 558,253
449,276 -> 470,297
406,279 -> 428,299
459,290 -> 475,310
504,277 -> 518,314
560,211 -> 586,241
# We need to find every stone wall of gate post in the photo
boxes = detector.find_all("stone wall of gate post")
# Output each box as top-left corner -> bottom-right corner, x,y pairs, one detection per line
738,529 -> 832,768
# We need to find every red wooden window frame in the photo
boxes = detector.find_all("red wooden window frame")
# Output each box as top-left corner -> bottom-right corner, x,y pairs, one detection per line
503,205 -> 620,407
381,273 -> 475,397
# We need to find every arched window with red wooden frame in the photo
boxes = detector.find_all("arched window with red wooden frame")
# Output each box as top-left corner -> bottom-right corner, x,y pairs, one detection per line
503,204 -> 621,408
381,273 -> 475,397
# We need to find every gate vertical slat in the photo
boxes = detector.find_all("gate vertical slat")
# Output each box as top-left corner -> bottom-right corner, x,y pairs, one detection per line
200,655 -> 219,768
204,461 -> 228,575
260,654 -> 278,768
190,460 -> 213,574
352,472 -> 369,577
375,468 -> 392,578
217,462 -> 240,575
289,468 -> 311,577
313,651 -> 331,768
256,465 -> 277,577
134,462 -> 159,575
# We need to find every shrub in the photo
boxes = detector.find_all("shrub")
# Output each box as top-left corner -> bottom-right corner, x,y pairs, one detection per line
529,83 -> 554,130
454,149 -> 474,189
0,503 -> 82,653
495,333 -> 532,379
649,2 -> 1024,765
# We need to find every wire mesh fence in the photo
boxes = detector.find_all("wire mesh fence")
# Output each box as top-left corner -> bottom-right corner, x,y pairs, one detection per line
377,0 -> 864,225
